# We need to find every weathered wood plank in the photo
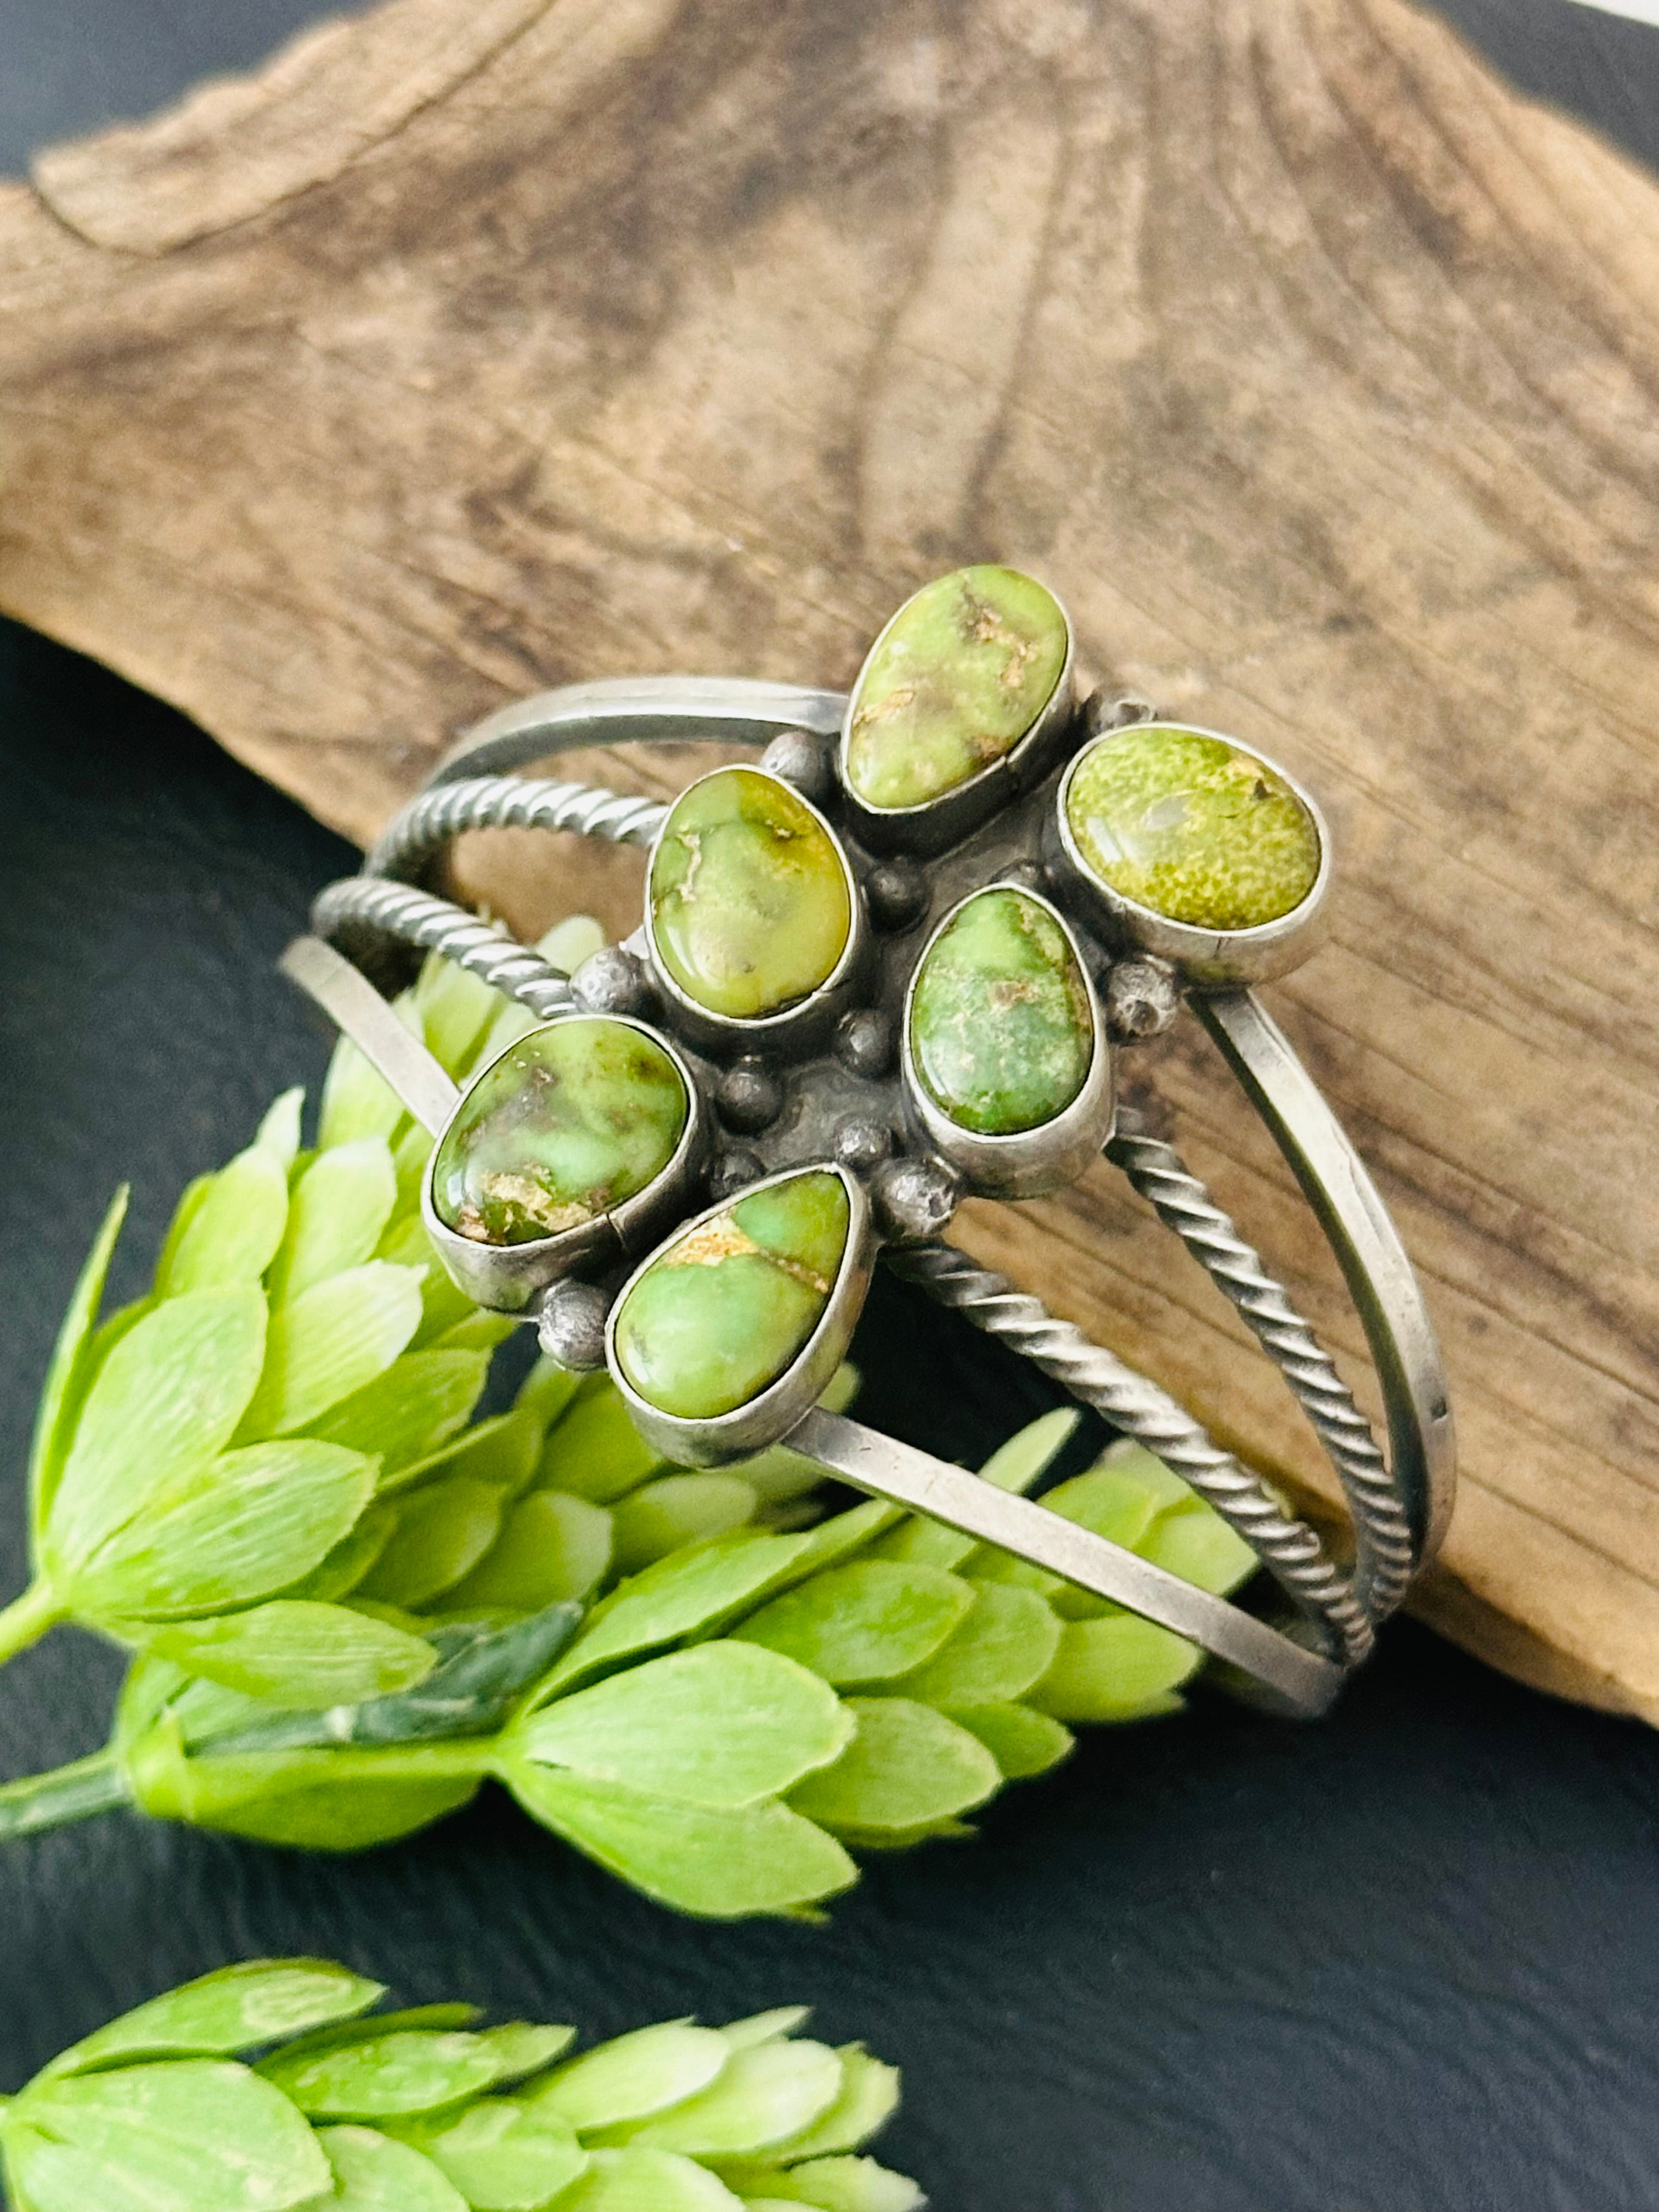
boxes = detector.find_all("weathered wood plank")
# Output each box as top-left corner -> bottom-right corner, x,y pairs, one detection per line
2,0 -> 1657,1714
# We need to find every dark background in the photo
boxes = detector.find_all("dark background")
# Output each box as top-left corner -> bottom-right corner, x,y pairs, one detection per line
3,7 -> 1659,2207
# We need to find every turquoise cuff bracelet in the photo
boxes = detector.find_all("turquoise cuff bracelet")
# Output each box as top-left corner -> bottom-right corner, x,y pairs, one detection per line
285,565 -> 1455,1718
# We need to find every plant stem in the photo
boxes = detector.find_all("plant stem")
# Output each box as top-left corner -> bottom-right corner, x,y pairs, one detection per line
0,1748 -> 132,1839
0,1582 -> 64,1666
241,1740 -> 495,1786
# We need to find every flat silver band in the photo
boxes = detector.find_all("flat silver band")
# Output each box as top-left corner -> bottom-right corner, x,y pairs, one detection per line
429,676 -> 846,782
280,932 -> 1345,1717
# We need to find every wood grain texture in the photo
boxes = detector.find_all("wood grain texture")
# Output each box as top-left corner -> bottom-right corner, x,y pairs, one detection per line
1,0 -> 1656,1716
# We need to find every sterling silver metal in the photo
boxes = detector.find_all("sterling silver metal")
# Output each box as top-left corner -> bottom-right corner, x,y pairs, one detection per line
1105,1114 -> 1413,1623
791,1410 -> 1341,1714
1195,989 -> 1455,1570
311,878 -> 577,1022
368,775 -> 665,882
882,1238 -> 1370,1670
279,941 -> 1345,1716
431,675 -> 845,781
280,934 -> 459,1137
286,641 -> 1453,1722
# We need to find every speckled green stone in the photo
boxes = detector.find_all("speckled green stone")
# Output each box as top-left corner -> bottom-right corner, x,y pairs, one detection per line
612,1171 -> 851,1419
650,767 -> 853,1020
845,565 -> 1070,811
1065,725 -> 1321,932
432,1018 -> 687,1246
910,889 -> 1093,1137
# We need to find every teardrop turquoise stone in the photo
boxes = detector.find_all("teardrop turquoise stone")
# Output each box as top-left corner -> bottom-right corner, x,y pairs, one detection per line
909,888 -> 1093,1136
612,1170 -> 851,1419
432,1018 -> 687,1246
1064,725 -> 1321,931
844,566 -> 1069,811
649,767 -> 853,1019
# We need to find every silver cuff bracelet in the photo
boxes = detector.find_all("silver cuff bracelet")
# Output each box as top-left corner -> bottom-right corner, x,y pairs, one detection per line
284,566 -> 1454,1720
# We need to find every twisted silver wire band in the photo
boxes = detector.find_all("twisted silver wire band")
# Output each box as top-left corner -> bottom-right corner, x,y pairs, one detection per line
885,1241 -> 1371,1665
367,776 -> 667,883
1105,1124 -> 1414,1623
310,878 -> 577,1023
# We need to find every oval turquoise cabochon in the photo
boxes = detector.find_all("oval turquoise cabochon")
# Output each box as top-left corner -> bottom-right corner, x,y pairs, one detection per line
1063,724 -> 1322,932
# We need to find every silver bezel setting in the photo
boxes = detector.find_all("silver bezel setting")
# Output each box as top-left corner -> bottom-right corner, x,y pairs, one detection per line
1048,722 -> 1333,987
642,763 -> 869,1057
605,1161 -> 876,1466
837,576 -> 1078,856
900,884 -> 1115,1198
420,1013 -> 709,1315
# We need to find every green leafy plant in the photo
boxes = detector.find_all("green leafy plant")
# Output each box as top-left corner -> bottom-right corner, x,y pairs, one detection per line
0,926 -> 612,1696
0,1380 -> 1251,1914
0,920 -> 1259,1916
0,1957 -> 923,2212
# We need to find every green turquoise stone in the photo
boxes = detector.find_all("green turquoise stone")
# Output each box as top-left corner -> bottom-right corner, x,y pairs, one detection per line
432,1018 -> 687,1246
613,1170 -> 851,1420
1064,725 -> 1322,932
844,565 -> 1070,811
649,767 -> 853,1020
910,888 -> 1093,1136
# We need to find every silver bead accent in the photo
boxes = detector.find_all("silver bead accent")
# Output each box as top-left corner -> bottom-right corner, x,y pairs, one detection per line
833,1115 -> 894,1174
571,945 -> 656,1017
834,1007 -> 894,1079
758,727 -> 836,804
864,857 -> 929,933
871,1155 -> 961,1243
537,1279 -> 612,1372
1082,689 -> 1158,737
716,1058 -> 783,1135
710,1147 -> 766,1199
1105,955 -> 1181,1042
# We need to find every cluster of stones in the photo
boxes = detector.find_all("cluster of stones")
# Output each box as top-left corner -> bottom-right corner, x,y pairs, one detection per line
427,563 -> 1325,1436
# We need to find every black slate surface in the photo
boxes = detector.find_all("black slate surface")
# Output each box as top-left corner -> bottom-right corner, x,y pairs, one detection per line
3,7 -> 1659,2207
